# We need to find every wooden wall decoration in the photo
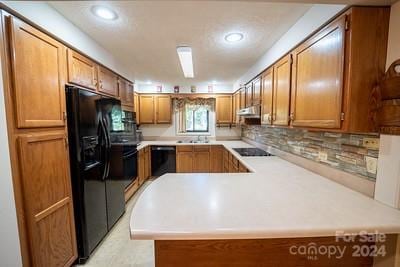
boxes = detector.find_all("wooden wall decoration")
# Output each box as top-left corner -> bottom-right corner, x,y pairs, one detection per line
371,59 -> 400,135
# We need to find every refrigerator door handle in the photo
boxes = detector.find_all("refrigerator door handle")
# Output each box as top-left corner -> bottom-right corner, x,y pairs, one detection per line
102,116 -> 112,179
99,118 -> 109,180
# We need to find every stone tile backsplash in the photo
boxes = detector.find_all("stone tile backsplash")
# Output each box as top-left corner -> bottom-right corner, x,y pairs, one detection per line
242,126 -> 380,180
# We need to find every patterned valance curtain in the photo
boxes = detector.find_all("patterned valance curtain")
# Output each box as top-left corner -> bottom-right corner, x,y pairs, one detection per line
175,98 -> 215,133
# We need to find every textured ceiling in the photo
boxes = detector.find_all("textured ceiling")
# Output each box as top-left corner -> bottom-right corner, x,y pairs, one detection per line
49,1 -> 311,85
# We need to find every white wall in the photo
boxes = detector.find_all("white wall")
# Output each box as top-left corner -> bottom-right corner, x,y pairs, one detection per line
140,100 -> 240,139
375,0 -> 400,209
234,4 -> 345,88
136,83 -> 233,94
0,62 -> 22,265
1,1 -> 133,80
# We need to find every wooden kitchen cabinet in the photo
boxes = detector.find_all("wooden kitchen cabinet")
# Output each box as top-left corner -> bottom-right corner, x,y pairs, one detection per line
119,77 -> 134,108
176,146 -> 194,173
252,77 -> 262,106
239,88 -> 246,109
223,149 -> 229,173
139,94 -> 172,124
144,146 -> 151,180
245,83 -> 253,107
290,7 -> 390,132
98,66 -> 119,97
232,91 -> 241,124
239,162 -> 249,173
210,145 -> 224,173
155,95 -> 172,124
261,67 -> 274,125
139,95 -> 155,124
291,16 -> 346,129
17,132 -> 77,267
8,16 -> 67,129
138,149 -> 145,185
216,95 -> 232,124
273,54 -> 292,126
67,49 -> 98,91
134,92 -> 140,123
193,146 -> 210,172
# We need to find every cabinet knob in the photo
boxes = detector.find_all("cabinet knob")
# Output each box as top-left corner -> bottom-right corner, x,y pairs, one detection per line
289,112 -> 295,121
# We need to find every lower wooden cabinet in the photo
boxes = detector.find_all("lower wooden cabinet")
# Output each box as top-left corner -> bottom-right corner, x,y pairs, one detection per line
193,146 -> 210,173
18,132 -> 77,267
176,146 -> 194,173
210,145 -> 223,173
138,147 -> 151,185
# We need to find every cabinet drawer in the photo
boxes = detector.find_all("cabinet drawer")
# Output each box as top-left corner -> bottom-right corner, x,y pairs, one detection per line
194,145 -> 210,152
177,145 -> 193,152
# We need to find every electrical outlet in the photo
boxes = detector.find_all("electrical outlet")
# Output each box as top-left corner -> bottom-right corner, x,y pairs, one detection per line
365,156 -> 378,174
363,138 -> 380,150
318,151 -> 328,161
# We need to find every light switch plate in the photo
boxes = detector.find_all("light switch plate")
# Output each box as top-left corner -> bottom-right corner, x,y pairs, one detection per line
366,156 -> 378,174
363,138 -> 380,150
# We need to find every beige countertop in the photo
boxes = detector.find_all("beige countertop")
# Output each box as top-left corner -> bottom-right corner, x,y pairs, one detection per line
130,141 -> 400,240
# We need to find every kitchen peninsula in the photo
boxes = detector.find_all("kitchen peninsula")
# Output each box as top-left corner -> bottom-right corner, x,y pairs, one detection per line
130,141 -> 400,266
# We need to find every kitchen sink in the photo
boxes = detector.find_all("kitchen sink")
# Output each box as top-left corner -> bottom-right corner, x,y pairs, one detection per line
176,140 -> 210,144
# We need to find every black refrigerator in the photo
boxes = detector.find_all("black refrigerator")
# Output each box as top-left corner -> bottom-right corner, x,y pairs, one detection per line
65,86 -> 127,263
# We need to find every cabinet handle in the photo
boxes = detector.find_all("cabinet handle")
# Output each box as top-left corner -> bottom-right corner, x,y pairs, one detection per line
289,112 -> 294,122
63,111 -> 67,121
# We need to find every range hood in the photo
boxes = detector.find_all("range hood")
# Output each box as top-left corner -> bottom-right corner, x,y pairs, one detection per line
237,105 -> 261,118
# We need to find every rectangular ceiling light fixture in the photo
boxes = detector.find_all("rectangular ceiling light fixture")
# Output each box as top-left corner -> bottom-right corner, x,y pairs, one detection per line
176,46 -> 194,78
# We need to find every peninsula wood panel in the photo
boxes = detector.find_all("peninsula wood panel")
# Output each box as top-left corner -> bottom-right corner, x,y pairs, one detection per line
216,95 -> 232,124
67,49 -> 98,91
261,68 -> 274,125
273,55 -> 292,126
291,15 -> 346,129
138,149 -> 145,185
98,65 -> 118,97
8,16 -> 67,128
210,145 -> 223,173
155,95 -> 172,124
119,78 -> 134,107
155,237 -> 375,267
18,132 -> 77,267
139,95 -> 155,124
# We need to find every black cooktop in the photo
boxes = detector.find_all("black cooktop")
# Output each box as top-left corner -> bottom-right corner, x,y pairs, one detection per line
233,148 -> 273,157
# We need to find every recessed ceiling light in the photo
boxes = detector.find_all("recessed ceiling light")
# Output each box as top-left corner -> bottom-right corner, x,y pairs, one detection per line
225,33 -> 244,43
91,6 -> 118,20
176,46 -> 194,78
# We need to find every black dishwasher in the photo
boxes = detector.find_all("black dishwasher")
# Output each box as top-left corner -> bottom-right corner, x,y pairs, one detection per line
151,146 -> 176,176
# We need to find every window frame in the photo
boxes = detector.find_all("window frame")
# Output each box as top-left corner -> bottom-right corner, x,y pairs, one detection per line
185,108 -> 210,133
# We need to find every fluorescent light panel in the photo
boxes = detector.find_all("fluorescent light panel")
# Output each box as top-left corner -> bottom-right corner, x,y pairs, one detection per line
176,46 -> 194,78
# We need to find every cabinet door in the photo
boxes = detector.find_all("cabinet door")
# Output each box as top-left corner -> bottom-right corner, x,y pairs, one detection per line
193,152 -> 210,172
134,93 -> 140,124
67,49 -> 98,90
261,68 -> 274,125
233,92 -> 241,124
210,145 -> 223,173
240,88 -> 246,109
245,83 -> 253,107
155,95 -> 172,124
273,55 -> 292,126
252,77 -> 262,106
139,95 -> 155,124
144,148 -> 150,180
8,16 -> 66,128
138,150 -> 145,185
98,66 -> 118,96
177,152 -> 193,173
119,78 -> 134,108
216,95 -> 232,124
18,132 -> 77,267
291,17 -> 346,129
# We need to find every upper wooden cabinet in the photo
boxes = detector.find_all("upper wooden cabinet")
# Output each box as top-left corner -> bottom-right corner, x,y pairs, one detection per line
139,94 -> 172,124
216,95 -> 232,124
67,49 -> 98,90
8,16 -> 67,128
119,78 -> 134,108
261,68 -> 274,125
18,132 -> 77,267
289,7 -> 390,132
98,66 -> 119,97
273,55 -> 292,126
252,77 -> 262,106
233,91 -> 241,124
239,88 -> 246,109
291,16 -> 346,129
134,92 -> 140,123
155,95 -> 172,124
245,83 -> 253,107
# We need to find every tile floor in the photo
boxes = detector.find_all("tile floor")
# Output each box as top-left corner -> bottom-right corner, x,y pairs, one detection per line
76,180 -> 155,267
